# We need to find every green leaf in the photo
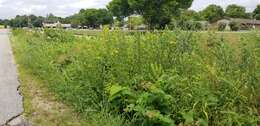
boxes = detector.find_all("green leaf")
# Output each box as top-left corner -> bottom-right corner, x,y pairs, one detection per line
182,110 -> 194,124
199,118 -> 208,126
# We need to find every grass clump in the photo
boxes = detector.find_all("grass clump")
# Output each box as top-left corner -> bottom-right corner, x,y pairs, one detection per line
11,28 -> 260,126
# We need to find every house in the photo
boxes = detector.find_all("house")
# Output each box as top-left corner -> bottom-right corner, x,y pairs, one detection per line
231,18 -> 260,29
217,19 -> 231,30
61,23 -> 72,29
217,19 -> 230,25
42,21 -> 59,28
43,21 -> 71,29
217,18 -> 260,30
136,24 -> 147,30
196,21 -> 209,30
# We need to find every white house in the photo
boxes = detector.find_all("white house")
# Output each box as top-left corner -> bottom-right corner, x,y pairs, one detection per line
43,21 -> 71,29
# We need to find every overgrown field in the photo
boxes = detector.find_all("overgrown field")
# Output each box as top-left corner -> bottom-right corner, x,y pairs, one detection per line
11,29 -> 260,126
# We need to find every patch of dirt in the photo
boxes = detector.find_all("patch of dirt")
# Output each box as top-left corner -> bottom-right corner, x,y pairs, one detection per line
18,69 -> 86,126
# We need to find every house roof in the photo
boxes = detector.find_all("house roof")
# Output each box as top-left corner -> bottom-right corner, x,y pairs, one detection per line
217,19 -> 230,24
231,18 -> 260,25
61,24 -> 71,28
217,18 -> 260,25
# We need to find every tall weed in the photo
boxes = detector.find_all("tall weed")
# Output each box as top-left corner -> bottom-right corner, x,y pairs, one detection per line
11,28 -> 260,126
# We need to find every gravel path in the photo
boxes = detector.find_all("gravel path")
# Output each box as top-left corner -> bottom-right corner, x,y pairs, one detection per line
0,29 -> 23,125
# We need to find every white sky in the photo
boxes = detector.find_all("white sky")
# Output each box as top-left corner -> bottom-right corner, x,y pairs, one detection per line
0,0 -> 259,19
190,0 -> 259,12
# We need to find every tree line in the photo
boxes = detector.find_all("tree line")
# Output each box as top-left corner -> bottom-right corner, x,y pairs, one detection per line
1,0 -> 260,29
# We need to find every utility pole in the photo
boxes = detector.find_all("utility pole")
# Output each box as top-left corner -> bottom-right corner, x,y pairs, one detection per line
253,18 -> 256,30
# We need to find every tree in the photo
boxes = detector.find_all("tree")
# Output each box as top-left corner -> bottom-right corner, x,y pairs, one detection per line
0,19 -> 9,28
253,4 -> 260,18
178,10 -> 203,21
45,13 -> 60,23
108,0 -> 193,29
27,15 -> 44,27
96,9 -> 114,25
255,14 -> 260,20
8,15 -> 52,28
68,14 -> 81,28
32,16 -> 44,27
225,4 -> 246,18
218,22 -> 226,31
71,9 -> 113,28
202,4 -> 224,23
229,21 -> 240,31
128,16 -> 144,29
107,0 -> 132,21
245,13 -> 253,19
8,15 -> 28,27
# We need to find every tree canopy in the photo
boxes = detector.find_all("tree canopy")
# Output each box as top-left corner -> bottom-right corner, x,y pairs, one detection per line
107,0 -> 132,21
5,2 -> 260,29
225,4 -> 246,18
202,4 -> 224,23
108,0 -> 193,29
128,16 -> 144,29
8,14 -> 56,28
253,5 -> 260,18
178,10 -> 203,21
71,9 -> 113,28
255,14 -> 260,20
9,15 -> 29,27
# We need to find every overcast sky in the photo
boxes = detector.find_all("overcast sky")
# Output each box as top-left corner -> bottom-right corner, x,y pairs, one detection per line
0,0 -> 259,19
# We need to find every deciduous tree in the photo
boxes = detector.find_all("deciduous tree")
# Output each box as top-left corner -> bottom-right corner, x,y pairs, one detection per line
202,4 -> 224,23
108,0 -> 193,29
253,4 -> 260,18
225,4 -> 246,18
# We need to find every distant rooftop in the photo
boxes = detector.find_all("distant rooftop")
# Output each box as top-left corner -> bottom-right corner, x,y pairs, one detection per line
218,18 -> 260,25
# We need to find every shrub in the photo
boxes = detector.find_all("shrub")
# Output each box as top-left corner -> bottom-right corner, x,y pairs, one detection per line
44,28 -> 75,42
218,22 -> 226,31
172,21 -> 203,31
255,14 -> 260,20
229,21 -> 240,31
194,22 -> 203,30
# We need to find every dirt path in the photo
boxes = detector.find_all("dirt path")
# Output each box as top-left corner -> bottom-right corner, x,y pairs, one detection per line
0,29 -> 23,125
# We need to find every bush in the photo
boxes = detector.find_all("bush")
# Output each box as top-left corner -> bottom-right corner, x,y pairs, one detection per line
43,28 -> 75,42
229,21 -> 240,31
170,20 -> 203,31
194,22 -> 203,30
255,14 -> 260,20
218,22 -> 226,31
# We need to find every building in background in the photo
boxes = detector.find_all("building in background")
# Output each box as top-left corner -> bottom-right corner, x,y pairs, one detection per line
43,21 -> 71,29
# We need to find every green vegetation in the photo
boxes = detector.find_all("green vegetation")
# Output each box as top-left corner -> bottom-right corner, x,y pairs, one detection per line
256,14 -> 260,20
225,4 -> 246,18
201,5 -> 224,23
229,21 -> 240,31
254,5 -> 260,18
178,10 -> 203,21
13,66 -> 88,126
218,22 -> 226,31
11,29 -> 129,126
68,9 -> 113,28
8,14 -> 62,28
108,0 -> 194,29
4,3 -> 260,30
128,16 -> 144,30
11,28 -> 260,126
